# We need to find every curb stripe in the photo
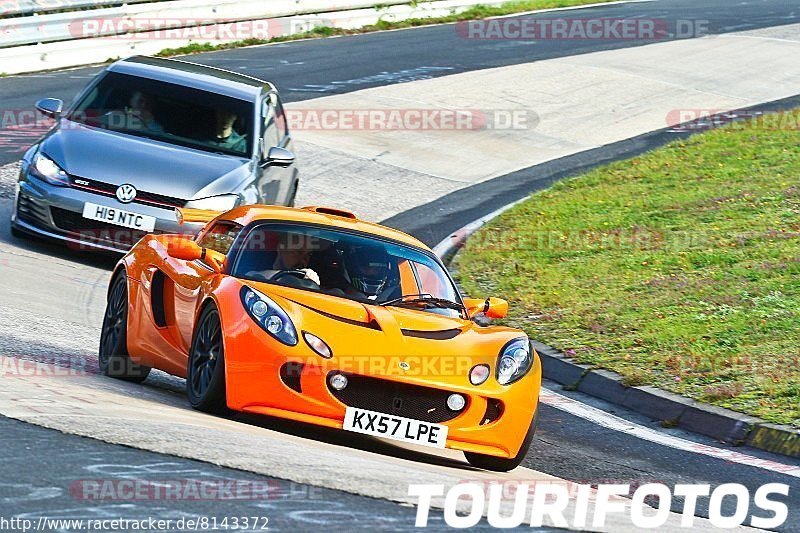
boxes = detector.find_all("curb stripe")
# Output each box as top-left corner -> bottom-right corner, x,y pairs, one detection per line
540,387 -> 800,478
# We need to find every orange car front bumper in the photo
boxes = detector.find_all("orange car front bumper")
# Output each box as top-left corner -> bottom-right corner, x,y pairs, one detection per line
220,302 -> 542,459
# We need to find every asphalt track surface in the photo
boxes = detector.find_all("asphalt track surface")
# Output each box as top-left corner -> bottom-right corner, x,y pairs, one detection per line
1,0 -> 799,165
1,0 -> 800,530
0,417 -> 459,532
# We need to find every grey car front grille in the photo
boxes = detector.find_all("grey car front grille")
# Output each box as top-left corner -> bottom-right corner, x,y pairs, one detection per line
68,175 -> 186,208
16,192 -> 50,227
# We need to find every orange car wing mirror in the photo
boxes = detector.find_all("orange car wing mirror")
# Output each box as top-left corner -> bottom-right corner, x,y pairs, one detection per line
464,297 -> 508,319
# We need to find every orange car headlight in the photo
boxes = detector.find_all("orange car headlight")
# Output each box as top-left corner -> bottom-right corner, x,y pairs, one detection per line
497,337 -> 533,385
241,286 -> 298,346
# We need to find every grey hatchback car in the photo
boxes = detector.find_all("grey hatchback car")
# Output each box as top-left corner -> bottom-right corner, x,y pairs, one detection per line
11,55 -> 299,252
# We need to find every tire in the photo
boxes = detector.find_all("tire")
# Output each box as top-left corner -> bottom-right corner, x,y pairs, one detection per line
99,272 -> 151,383
464,409 -> 538,472
186,304 -> 228,414
10,223 -> 25,239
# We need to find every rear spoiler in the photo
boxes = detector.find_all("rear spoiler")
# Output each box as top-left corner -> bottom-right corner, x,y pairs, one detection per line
174,205 -> 359,226
174,207 -> 223,226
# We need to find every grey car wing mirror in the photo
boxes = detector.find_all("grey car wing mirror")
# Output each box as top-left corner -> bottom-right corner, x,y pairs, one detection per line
263,146 -> 295,167
35,98 -> 64,119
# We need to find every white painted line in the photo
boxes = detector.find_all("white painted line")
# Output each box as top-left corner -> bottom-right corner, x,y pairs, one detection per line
432,198 -> 526,258
540,387 -> 800,479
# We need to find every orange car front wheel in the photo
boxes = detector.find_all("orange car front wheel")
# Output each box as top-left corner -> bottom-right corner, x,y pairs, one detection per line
463,409 -> 538,472
187,304 -> 228,415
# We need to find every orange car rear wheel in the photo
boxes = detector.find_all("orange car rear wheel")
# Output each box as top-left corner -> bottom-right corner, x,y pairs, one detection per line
464,408 -> 538,472
187,303 -> 228,415
99,271 -> 151,383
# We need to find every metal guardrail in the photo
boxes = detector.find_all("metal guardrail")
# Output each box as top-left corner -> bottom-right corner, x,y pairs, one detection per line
0,0 -> 413,48
0,0 -> 494,74
1,0 -> 154,18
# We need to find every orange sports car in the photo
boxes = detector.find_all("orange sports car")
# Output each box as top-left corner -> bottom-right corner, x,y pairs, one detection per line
100,204 -> 541,471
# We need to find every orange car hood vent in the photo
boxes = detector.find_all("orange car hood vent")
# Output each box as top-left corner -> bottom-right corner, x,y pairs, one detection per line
400,328 -> 462,340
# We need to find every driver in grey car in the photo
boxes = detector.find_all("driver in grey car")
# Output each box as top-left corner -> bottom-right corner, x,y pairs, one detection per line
103,91 -> 164,133
209,109 -> 247,153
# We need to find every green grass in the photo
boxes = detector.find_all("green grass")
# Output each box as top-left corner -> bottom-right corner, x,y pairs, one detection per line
155,0 -> 618,57
455,110 -> 800,428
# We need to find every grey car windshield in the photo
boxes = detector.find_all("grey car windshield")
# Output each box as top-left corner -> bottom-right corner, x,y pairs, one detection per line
232,223 -> 464,317
67,72 -> 253,157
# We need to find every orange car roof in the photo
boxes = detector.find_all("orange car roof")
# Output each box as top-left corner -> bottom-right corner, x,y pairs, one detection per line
206,205 -> 431,252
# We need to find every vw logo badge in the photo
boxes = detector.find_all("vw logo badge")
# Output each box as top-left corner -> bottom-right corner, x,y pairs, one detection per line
399,361 -> 411,371
116,184 -> 137,204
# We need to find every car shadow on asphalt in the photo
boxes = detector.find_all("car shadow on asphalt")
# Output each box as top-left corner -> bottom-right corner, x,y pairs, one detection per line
3,342 -> 474,473
3,227 -> 120,271
231,410 -> 477,472
137,367 -> 478,471
135,371 -> 476,472
66,354 -> 478,473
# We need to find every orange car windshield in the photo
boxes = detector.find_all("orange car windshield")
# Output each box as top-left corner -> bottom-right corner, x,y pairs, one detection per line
230,223 -> 464,316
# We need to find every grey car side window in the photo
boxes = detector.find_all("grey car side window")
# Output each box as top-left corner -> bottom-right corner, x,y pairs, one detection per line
272,94 -> 288,140
261,96 -> 281,158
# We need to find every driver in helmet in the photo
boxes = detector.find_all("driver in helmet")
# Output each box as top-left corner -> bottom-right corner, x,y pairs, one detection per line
341,244 -> 399,301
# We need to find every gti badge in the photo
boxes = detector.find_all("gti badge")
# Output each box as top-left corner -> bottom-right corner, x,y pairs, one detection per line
116,184 -> 137,204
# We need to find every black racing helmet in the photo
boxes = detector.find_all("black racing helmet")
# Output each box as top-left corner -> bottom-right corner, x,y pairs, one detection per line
343,244 -> 391,297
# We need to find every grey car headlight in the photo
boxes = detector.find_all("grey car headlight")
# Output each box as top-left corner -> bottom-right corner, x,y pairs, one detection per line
497,337 -> 533,385
30,152 -> 69,186
184,194 -> 239,212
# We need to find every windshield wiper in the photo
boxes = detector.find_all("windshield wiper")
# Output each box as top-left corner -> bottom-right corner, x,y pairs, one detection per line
380,293 -> 464,312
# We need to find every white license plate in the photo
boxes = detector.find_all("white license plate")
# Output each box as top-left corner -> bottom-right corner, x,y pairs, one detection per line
342,407 -> 448,448
82,202 -> 156,232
